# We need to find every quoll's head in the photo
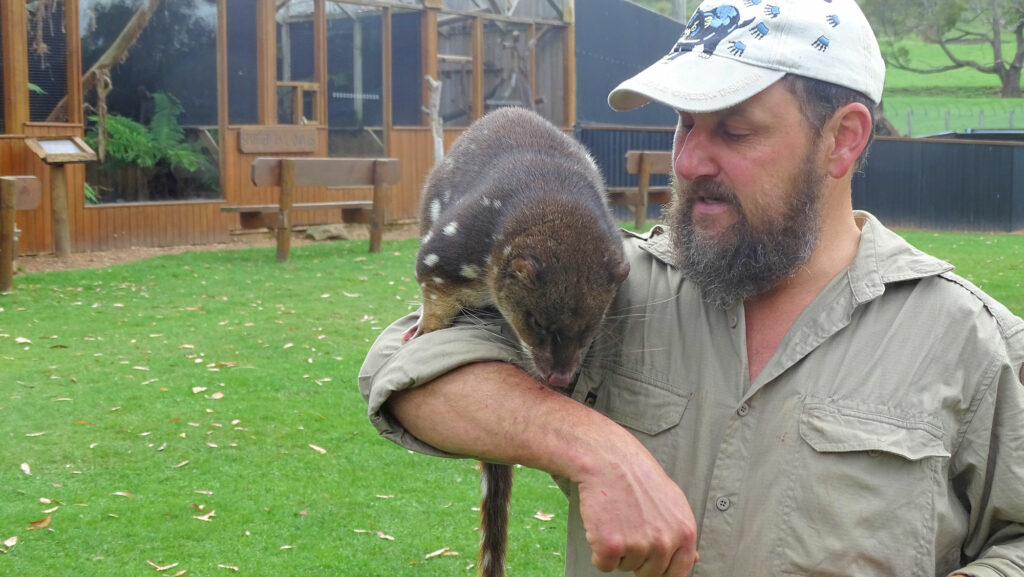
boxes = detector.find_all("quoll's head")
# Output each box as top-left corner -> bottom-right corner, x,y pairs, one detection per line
493,250 -> 630,388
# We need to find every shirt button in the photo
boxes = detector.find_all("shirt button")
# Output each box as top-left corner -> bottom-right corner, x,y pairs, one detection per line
716,497 -> 731,511
736,403 -> 750,417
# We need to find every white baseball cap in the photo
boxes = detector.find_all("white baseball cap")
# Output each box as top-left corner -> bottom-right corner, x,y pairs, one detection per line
608,0 -> 885,113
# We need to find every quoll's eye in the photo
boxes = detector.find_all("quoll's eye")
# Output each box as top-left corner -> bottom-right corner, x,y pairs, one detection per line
528,315 -> 545,334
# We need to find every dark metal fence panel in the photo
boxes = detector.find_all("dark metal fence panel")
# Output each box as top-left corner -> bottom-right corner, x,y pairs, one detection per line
853,138 -> 1024,232
1014,147 -> 1024,231
575,126 -> 675,221
575,126 -> 674,188
576,130 -> 1024,232
575,0 -> 679,128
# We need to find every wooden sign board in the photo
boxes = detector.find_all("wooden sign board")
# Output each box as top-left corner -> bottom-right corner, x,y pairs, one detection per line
25,137 -> 97,165
239,126 -> 318,154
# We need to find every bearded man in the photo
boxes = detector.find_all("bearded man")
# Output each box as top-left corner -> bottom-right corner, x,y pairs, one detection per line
360,1 -> 1024,575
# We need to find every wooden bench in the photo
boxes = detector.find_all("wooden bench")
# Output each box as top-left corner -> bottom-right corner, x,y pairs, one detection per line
1,176 -> 43,292
221,157 -> 401,262
607,150 -> 673,229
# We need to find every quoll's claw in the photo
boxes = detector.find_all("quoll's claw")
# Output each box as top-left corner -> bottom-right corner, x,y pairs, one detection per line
402,324 -> 422,343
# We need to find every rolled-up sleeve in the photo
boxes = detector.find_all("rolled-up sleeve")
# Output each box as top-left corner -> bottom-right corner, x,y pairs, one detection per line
954,325 -> 1024,577
357,311 -> 523,458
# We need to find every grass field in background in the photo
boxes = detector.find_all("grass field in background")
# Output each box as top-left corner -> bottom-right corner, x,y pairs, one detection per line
879,39 -> 1024,136
1,230 -> 1021,576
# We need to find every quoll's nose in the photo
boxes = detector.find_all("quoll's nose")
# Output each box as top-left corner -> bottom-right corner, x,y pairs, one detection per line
545,371 -> 573,388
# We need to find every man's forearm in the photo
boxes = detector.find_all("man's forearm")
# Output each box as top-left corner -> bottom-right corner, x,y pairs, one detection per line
386,360 -> 625,480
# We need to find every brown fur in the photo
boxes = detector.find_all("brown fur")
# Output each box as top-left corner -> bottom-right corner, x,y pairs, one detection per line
407,108 -> 629,577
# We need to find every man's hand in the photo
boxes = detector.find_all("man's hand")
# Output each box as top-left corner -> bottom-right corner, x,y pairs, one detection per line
387,361 -> 699,576
575,431 -> 698,577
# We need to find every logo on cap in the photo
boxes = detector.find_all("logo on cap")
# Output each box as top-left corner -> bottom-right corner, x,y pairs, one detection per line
668,5 -> 755,60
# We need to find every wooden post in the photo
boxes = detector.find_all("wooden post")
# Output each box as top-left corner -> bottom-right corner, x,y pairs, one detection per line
2,0 -> 30,132
51,166 -> 72,257
0,179 -> 16,292
276,159 -> 295,262
370,160 -> 387,253
635,153 -> 651,230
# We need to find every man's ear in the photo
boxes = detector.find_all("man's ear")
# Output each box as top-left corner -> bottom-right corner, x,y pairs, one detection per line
824,102 -> 873,180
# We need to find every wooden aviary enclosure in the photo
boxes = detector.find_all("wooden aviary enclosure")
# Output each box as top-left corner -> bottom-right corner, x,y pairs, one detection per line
1,0 -> 577,255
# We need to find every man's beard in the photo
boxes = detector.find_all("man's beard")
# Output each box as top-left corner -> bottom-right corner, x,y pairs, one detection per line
668,159 -> 826,310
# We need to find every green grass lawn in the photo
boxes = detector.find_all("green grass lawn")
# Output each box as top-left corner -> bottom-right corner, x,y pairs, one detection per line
1,230 -> 1021,575
879,38 -> 1024,135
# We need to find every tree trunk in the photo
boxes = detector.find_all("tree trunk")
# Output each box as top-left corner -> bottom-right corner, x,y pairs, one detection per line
46,0 -> 163,121
999,66 -> 1022,98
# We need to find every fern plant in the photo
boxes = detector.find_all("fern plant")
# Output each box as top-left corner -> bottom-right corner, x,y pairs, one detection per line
85,91 -> 213,175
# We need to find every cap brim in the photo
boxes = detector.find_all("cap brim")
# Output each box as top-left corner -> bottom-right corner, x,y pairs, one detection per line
608,51 -> 786,114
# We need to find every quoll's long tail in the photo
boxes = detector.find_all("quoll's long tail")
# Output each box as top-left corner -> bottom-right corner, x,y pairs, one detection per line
479,462 -> 513,577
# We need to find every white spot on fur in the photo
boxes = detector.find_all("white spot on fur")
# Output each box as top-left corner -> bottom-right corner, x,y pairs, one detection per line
443,222 -> 459,236
480,197 -> 492,207
428,293 -> 438,300
432,277 -> 444,285
503,245 -> 512,256
423,254 -> 440,267
492,199 -> 502,209
428,199 -> 442,223
460,265 -> 480,279
442,189 -> 452,202
421,231 -> 433,245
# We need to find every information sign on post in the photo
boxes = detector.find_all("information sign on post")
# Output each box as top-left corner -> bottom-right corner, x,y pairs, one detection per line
24,137 -> 97,257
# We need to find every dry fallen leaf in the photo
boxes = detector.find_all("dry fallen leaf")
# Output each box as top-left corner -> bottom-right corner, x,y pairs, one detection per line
27,516 -> 51,530
280,545 -> 295,550
533,511 -> 555,521
308,444 -> 327,454
111,492 -> 134,498
377,531 -> 395,541
425,547 -> 455,559
25,432 -> 46,437
210,392 -> 225,400
19,463 -> 31,475
146,560 -> 180,572
217,564 -> 238,571
193,510 -> 216,522
3,536 -> 17,548
192,387 -> 207,394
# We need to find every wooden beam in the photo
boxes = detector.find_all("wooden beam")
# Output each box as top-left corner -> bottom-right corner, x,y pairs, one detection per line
257,0 -> 277,125
217,0 -> 230,201
2,1 -> 29,133
314,0 -> 327,125
562,4 -> 576,126
251,157 -> 401,188
422,8 -> 439,126
65,0 -> 84,125
472,16 -> 484,120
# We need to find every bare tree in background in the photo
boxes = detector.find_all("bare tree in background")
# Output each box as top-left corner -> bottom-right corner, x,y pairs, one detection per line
862,0 -> 1024,98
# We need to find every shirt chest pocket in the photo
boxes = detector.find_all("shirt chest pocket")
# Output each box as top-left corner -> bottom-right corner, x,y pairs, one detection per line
574,365 -> 692,468
799,403 -> 950,461
777,403 -> 951,577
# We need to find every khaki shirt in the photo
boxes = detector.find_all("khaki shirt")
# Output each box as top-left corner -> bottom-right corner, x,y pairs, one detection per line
358,211 -> 1024,577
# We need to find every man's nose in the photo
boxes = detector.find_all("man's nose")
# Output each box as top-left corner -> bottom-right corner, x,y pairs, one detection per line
674,127 -> 719,182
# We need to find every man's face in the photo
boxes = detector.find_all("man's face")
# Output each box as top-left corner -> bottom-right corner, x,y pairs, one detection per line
667,82 -> 828,308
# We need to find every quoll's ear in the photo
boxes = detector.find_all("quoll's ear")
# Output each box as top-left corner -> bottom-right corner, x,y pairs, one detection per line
510,256 -> 540,284
611,254 -> 630,284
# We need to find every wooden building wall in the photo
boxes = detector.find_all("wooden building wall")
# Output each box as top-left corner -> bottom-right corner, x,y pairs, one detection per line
3,0 -> 575,255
